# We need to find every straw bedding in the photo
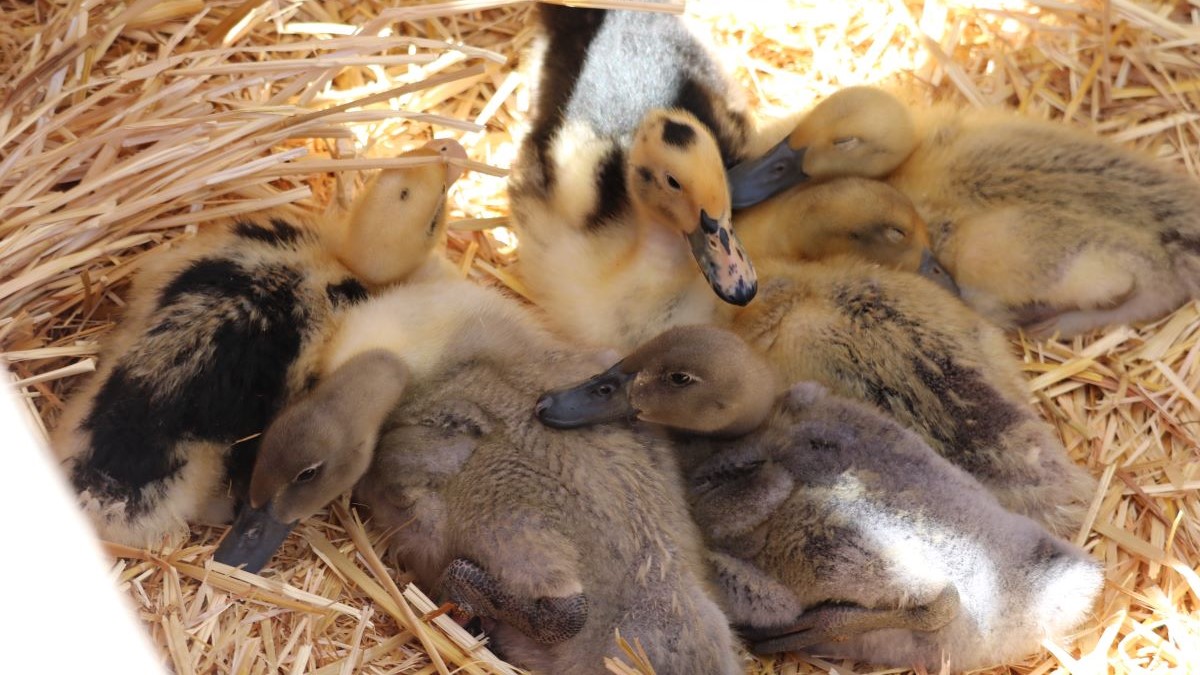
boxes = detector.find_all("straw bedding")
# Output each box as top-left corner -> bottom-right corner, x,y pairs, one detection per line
2,0 -> 1197,672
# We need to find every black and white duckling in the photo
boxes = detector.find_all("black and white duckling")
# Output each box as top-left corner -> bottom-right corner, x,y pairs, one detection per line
510,4 -> 757,350
215,278 -> 742,675
729,86 -> 1200,337
732,257 -> 1093,537
733,176 -> 959,294
52,140 -> 466,548
536,325 -> 1103,672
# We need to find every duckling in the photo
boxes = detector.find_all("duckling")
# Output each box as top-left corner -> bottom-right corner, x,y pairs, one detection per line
733,176 -> 959,294
729,85 -> 1200,337
51,140 -> 466,548
731,257 -> 1092,536
535,325 -> 1103,671
216,278 -> 742,675
511,4 -> 757,350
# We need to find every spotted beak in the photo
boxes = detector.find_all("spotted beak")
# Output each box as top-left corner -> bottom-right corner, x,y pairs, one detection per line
212,504 -> 297,574
686,210 -> 757,306
918,248 -> 961,296
422,138 -> 468,186
727,140 -> 809,209
535,365 -> 636,429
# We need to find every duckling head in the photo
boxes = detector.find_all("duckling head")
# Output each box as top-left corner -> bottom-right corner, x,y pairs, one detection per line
629,109 -> 757,306
214,350 -> 408,572
728,87 -> 918,208
335,138 -> 468,287
536,325 -> 777,437
747,177 -> 959,294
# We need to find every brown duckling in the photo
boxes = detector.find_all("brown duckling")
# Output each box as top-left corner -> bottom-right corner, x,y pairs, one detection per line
729,85 -> 1200,337
535,324 -> 1103,672
52,140 -> 466,548
734,257 -> 1094,537
216,278 -> 743,675
511,4 -> 757,350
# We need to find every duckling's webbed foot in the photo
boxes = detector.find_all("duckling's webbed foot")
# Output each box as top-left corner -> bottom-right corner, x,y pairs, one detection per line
746,585 -> 960,655
440,558 -> 589,645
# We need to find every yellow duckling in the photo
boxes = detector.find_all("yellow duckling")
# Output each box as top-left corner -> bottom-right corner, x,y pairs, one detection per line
52,140 -> 466,548
511,5 -> 757,350
730,86 -> 1200,337
734,176 -> 959,294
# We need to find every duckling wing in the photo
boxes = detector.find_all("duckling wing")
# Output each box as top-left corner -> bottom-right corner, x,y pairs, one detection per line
689,445 -> 794,544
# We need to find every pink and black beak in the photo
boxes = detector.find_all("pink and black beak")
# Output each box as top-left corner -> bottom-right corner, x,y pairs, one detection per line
687,209 -> 757,306
727,140 -> 809,209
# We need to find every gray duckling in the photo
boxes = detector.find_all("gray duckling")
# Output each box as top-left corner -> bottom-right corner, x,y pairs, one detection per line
536,324 -> 1104,671
215,279 -> 743,675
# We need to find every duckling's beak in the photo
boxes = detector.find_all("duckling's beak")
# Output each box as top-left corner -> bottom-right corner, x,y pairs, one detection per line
422,138 -> 468,186
212,504 -> 296,574
535,365 -> 636,429
727,139 -> 808,209
918,248 -> 961,296
686,210 -> 757,306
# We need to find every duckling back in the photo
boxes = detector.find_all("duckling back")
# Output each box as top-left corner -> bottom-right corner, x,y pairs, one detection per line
733,258 -> 1094,537
54,218 -> 370,546
893,105 -> 1200,335
348,280 -> 741,674
718,382 -> 1101,670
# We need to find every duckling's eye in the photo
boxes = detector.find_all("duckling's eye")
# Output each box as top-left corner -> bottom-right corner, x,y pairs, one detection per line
884,226 -> 907,243
400,188 -> 410,201
294,464 -> 323,483
833,137 -> 859,150
667,372 -> 694,387
665,174 -> 682,191
592,383 -> 615,398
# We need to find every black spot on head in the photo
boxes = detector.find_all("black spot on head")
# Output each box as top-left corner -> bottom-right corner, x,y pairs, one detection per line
672,78 -> 749,167
585,146 -> 629,230
662,119 -> 697,148
78,258 -> 313,512
233,219 -> 304,248
326,278 -> 369,308
636,165 -> 654,184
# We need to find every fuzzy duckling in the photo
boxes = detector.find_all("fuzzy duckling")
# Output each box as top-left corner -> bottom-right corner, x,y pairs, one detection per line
536,325 -> 1103,671
729,86 -> 1200,337
736,257 -> 1092,537
52,140 -> 467,548
733,176 -> 959,294
511,4 -> 757,350
215,278 -> 742,675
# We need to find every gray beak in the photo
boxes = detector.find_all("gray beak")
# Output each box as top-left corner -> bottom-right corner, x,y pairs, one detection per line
918,248 -> 961,296
212,504 -> 296,574
728,139 -> 809,209
535,365 -> 636,429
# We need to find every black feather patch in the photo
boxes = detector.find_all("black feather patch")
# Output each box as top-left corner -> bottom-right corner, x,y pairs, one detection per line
522,7 -> 608,195
233,219 -> 304,247
585,146 -> 629,230
78,258 -> 312,511
661,120 -> 697,148
1161,228 -> 1200,255
326,278 -> 369,307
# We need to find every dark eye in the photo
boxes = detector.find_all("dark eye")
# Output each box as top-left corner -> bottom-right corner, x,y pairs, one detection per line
665,174 -> 682,191
400,188 -> 410,201
294,464 -> 322,483
668,372 -> 693,387
592,383 -> 614,398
